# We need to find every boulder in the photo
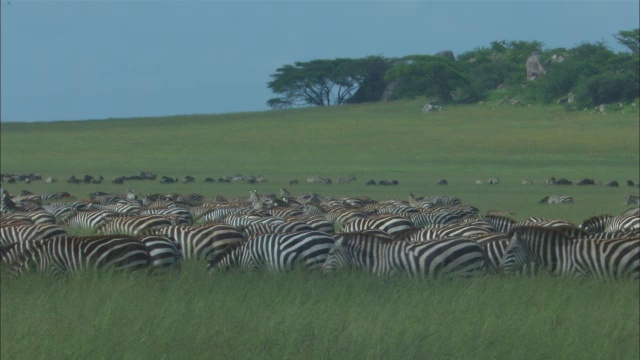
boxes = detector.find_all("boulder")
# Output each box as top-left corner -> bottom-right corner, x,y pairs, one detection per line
526,51 -> 546,80
435,50 -> 455,61
381,81 -> 398,102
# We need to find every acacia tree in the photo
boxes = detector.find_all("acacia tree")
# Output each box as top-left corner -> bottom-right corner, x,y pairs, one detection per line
267,57 -> 389,109
613,29 -> 639,54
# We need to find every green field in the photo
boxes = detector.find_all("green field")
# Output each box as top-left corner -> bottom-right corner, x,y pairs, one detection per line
1,100 -> 639,359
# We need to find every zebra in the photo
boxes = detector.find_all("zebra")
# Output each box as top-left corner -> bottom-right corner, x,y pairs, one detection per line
404,222 -> 496,242
242,221 -> 313,238
622,207 -> 640,216
579,215 -> 640,233
153,224 -> 244,261
196,206 -> 247,224
96,215 -> 173,235
141,207 -> 193,226
135,234 -> 181,273
9,235 -> 151,278
408,194 -> 462,209
88,202 -> 142,216
285,215 -> 335,234
302,204 -> 364,227
0,224 -> 68,246
626,195 -> 640,206
322,230 -> 484,278
483,215 -> 518,233
480,239 -> 538,275
539,195 -> 574,204
208,230 -> 335,273
18,210 -> 57,225
499,226 -> 639,280
63,210 -> 120,231
269,207 -> 304,218
34,192 -> 73,202
410,206 -> 479,228
40,204 -> 78,224
340,215 -> 415,238
89,193 -> 126,204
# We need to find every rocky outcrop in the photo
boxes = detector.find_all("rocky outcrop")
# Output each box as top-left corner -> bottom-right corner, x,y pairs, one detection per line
526,51 -> 546,80
435,50 -> 455,61
381,81 -> 398,102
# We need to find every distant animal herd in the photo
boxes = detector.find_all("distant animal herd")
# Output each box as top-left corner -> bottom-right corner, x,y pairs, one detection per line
2,171 -> 639,188
1,181 -> 638,281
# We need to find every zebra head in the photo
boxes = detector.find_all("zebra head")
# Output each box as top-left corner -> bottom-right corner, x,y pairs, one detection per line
578,215 -> 611,233
499,231 -> 531,273
207,247 -> 241,273
321,236 -> 347,273
9,241 -> 48,277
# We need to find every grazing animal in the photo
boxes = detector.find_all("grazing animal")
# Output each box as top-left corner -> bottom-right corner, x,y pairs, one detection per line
539,195 -> 574,204
9,235 -> 151,278
499,226 -> 639,280
322,230 -> 485,278
208,230 -> 335,273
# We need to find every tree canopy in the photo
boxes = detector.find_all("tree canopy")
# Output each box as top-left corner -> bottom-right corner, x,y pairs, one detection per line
266,29 -> 639,111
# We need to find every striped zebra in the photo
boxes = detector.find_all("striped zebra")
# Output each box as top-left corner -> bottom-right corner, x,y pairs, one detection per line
268,207 -> 305,218
18,210 -> 57,225
141,208 -> 193,226
222,213 -> 283,229
303,204 -> 365,227
539,195 -> 574,204
479,239 -> 537,275
499,226 -> 639,280
622,207 -> 640,216
33,192 -> 73,202
96,215 -> 173,235
242,221 -> 313,238
63,210 -> 120,230
136,234 -> 181,273
408,193 -> 462,209
89,202 -> 142,216
410,206 -> 479,227
626,195 -> 640,206
285,215 -> 335,234
196,206 -> 247,224
483,215 -> 518,233
41,204 -> 78,224
322,230 -> 484,278
154,224 -> 244,261
0,224 -> 68,246
579,215 -> 640,233
9,235 -> 150,278
340,215 -> 414,238
208,230 -> 335,273
404,222 -> 496,242
89,193 -> 126,204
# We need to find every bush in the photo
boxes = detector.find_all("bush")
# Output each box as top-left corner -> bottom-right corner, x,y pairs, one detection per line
572,72 -> 639,108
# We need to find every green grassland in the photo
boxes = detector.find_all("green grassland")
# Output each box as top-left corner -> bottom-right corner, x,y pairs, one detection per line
1,99 -> 639,222
1,100 -> 639,359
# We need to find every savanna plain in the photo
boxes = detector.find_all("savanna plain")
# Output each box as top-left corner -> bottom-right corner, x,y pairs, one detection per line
1,99 -> 639,359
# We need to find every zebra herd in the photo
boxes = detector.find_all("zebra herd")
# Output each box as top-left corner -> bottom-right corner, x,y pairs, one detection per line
1,187 -> 638,281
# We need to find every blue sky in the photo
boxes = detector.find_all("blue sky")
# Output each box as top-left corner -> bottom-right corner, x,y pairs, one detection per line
1,1 -> 638,122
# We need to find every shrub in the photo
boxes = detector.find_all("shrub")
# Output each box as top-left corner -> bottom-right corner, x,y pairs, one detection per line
572,72 -> 640,108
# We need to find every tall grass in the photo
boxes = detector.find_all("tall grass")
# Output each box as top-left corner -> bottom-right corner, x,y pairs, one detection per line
2,266 -> 638,359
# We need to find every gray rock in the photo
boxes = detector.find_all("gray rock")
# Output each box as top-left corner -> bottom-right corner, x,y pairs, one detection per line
526,51 -> 546,80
